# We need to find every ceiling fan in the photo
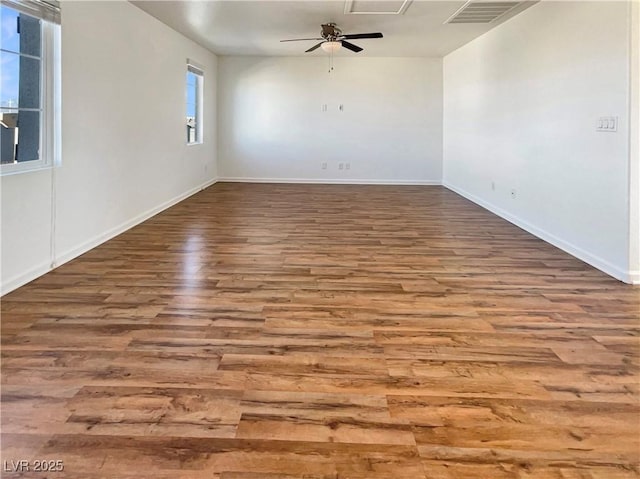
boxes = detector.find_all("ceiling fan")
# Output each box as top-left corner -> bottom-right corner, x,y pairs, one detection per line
280,23 -> 383,53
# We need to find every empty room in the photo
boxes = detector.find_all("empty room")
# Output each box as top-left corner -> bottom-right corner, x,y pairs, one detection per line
1,0 -> 639,477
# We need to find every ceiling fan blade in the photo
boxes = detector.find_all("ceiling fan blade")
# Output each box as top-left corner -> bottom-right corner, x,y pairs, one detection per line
280,38 -> 324,42
342,32 -> 383,40
341,40 -> 363,53
305,42 -> 325,53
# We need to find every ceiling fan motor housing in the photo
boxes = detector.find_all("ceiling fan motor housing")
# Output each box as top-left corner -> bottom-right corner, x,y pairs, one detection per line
321,23 -> 342,41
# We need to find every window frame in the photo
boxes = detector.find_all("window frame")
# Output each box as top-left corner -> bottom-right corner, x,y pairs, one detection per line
1,6 -> 60,176
186,62 -> 204,146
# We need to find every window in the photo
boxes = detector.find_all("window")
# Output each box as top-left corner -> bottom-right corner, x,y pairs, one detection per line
186,62 -> 203,144
1,0 -> 60,175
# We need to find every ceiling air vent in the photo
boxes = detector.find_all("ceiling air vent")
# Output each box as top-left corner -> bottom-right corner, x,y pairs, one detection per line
445,1 -> 524,24
344,0 -> 413,15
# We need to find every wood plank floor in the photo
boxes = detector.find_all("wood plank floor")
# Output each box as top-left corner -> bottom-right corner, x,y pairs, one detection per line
1,183 -> 639,478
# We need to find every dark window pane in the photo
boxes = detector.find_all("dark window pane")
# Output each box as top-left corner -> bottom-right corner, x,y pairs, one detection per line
187,124 -> 196,143
16,110 -> 40,162
1,112 -> 18,163
18,55 -> 40,109
1,51 -> 20,108
18,13 -> 41,57
187,114 -> 197,143
1,6 -> 20,53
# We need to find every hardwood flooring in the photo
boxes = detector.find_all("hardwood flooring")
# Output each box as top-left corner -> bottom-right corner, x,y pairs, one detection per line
1,183 -> 639,478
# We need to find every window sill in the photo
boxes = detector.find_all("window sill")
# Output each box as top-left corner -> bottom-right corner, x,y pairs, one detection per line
1,162 -> 52,177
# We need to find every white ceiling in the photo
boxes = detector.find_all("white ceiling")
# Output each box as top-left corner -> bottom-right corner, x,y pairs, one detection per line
131,0 -> 536,57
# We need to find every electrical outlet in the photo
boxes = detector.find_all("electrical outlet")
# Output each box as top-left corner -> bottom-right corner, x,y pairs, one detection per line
491,181 -> 495,191
339,104 -> 344,112
338,163 -> 344,170
321,104 -> 328,112
345,163 -> 350,170
511,189 -> 517,199
321,162 -> 327,170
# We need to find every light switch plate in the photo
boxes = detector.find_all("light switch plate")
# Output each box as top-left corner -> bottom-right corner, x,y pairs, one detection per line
597,116 -> 617,132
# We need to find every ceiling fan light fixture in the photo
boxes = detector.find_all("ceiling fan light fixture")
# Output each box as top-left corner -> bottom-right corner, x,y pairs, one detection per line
321,41 -> 342,53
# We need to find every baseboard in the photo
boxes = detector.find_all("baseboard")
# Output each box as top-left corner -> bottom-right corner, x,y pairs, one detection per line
1,260 -> 53,296
5,177 -> 634,292
218,177 -> 442,186
1,177 -> 218,295
54,177 -> 218,268
443,181 -> 635,285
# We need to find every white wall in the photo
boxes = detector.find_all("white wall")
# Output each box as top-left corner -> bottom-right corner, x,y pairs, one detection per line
1,1 -> 217,293
443,1 -> 636,283
1,170 -> 53,291
217,56 -> 442,184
